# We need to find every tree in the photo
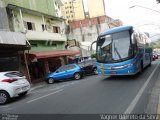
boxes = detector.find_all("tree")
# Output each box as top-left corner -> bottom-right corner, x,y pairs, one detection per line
157,0 -> 160,3
91,53 -> 97,58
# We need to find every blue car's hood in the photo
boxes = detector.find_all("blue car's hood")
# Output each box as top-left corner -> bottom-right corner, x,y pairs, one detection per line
46,72 -> 55,78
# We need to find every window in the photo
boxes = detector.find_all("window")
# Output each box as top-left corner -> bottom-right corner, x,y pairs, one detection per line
5,72 -> 24,77
57,66 -> 66,72
27,22 -> 35,30
24,21 -> 35,30
66,65 -> 76,70
53,26 -> 60,33
52,43 -> 57,47
55,2 -> 57,6
31,43 -> 38,47
42,24 -> 47,31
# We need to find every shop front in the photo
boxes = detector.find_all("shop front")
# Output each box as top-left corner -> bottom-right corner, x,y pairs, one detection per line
0,31 -> 31,82
27,50 -> 80,83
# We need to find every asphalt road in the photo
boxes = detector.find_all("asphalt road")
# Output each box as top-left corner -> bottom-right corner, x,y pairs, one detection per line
0,61 -> 160,116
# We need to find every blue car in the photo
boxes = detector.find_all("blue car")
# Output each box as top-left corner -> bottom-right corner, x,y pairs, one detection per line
45,64 -> 82,84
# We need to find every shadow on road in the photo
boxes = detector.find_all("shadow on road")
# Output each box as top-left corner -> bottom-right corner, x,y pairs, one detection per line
101,66 -> 151,81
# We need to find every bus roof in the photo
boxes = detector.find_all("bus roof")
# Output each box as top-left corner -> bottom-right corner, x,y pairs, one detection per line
100,26 -> 133,36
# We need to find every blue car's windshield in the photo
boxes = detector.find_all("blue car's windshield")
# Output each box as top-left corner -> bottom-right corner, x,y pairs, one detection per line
56,66 -> 67,72
56,65 -> 76,72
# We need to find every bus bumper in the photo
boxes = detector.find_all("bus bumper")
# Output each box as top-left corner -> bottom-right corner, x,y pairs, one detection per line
97,65 -> 138,76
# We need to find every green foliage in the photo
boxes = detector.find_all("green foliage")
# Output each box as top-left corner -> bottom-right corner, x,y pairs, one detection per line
150,39 -> 160,48
91,53 -> 97,58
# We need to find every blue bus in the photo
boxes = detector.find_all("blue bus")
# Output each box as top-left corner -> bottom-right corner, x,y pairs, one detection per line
96,26 -> 152,75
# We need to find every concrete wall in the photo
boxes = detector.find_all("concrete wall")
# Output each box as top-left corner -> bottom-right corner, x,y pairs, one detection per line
68,16 -> 114,42
73,0 -> 85,20
88,0 -> 105,18
0,0 -> 9,30
9,10 -> 66,41
68,23 -> 109,42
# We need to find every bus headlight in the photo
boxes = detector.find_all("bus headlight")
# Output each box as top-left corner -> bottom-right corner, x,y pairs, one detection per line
106,63 -> 133,70
113,64 -> 132,69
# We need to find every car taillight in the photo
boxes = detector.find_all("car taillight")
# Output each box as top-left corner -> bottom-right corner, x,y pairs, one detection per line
2,79 -> 17,83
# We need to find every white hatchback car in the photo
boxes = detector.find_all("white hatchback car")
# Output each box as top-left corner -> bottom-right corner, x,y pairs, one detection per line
0,71 -> 30,104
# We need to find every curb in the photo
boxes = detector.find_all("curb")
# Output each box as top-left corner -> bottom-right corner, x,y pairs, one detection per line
157,95 -> 160,114
30,82 -> 46,91
145,61 -> 160,114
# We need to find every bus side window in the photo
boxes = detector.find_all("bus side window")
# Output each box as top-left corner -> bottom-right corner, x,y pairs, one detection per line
135,32 -> 145,48
132,32 -> 138,54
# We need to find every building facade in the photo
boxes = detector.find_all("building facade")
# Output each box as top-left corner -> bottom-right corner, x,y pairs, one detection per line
61,0 -> 85,22
87,0 -> 105,18
60,0 -> 106,23
3,0 -> 79,83
0,0 -> 31,82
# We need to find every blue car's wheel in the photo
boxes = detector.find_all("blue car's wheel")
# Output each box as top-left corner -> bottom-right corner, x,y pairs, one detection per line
47,78 -> 55,84
74,73 -> 81,80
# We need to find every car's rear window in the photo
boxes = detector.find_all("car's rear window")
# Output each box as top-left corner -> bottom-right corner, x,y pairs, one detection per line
78,60 -> 96,67
5,72 -> 24,77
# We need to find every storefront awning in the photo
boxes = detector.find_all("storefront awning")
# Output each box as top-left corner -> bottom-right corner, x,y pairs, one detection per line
0,31 -> 27,45
29,50 -> 80,59
0,31 -> 30,50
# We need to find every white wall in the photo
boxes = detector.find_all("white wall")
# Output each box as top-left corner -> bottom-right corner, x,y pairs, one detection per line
12,10 -> 67,41
68,23 -> 110,42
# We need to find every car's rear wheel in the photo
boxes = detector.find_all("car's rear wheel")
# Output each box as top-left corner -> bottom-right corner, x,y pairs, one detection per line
0,91 -> 10,105
18,91 -> 28,97
74,73 -> 81,80
47,78 -> 55,84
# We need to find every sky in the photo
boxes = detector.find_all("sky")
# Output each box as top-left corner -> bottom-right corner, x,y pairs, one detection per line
104,0 -> 160,40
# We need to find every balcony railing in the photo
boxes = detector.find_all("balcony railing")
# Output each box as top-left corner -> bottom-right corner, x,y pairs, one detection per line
26,30 -> 67,41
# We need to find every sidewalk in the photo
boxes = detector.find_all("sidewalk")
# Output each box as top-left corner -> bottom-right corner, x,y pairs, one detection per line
30,81 -> 46,91
156,64 -> 160,114
145,61 -> 160,114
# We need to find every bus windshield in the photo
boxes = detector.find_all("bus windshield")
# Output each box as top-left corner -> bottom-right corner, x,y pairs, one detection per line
97,30 -> 133,63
